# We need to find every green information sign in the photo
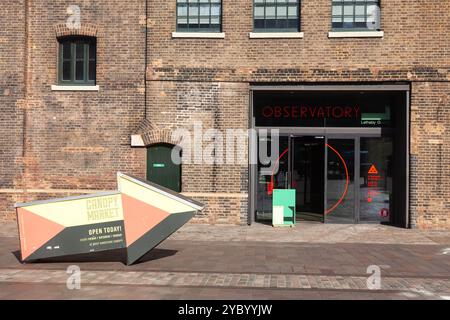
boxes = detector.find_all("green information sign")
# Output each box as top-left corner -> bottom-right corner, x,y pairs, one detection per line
272,189 -> 296,227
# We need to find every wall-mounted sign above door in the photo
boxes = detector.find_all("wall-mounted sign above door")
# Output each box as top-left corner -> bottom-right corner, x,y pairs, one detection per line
253,90 -> 402,128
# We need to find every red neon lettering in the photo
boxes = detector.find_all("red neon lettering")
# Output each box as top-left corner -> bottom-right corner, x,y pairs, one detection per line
317,107 -> 325,118
344,107 -> 352,118
301,106 -> 308,118
354,106 -> 361,118
261,105 -> 360,119
262,107 -> 273,118
274,106 -> 282,118
332,107 -> 344,118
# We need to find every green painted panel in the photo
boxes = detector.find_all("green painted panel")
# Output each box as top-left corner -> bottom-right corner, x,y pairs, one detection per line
126,211 -> 195,265
146,144 -> 181,193
273,189 -> 296,226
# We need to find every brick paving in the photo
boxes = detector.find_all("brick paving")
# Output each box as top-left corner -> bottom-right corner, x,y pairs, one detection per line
0,222 -> 449,299
1,268 -> 449,293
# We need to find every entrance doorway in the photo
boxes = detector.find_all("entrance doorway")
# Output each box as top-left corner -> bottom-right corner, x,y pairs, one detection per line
291,136 -> 324,222
251,87 -> 409,227
146,144 -> 182,192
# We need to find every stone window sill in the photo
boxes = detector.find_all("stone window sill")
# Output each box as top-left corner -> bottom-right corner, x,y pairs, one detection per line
51,85 -> 100,91
328,31 -> 384,38
172,32 -> 225,39
249,32 -> 304,39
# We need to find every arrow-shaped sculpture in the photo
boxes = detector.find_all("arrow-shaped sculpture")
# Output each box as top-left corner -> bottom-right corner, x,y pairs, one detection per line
15,172 -> 204,265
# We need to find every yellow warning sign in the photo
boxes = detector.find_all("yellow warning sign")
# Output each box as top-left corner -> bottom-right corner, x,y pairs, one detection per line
368,165 -> 379,175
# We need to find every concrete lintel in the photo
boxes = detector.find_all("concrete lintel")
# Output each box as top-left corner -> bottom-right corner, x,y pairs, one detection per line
131,134 -> 145,147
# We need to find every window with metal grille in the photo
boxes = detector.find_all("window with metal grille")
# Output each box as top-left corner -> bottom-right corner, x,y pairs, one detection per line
58,37 -> 96,85
176,0 -> 222,32
332,0 -> 381,30
254,0 -> 300,32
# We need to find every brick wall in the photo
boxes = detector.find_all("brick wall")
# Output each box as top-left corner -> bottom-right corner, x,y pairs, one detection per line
0,0 -> 147,220
0,0 -> 26,221
146,81 -> 249,224
147,0 -> 449,83
410,82 -> 450,229
145,0 -> 450,228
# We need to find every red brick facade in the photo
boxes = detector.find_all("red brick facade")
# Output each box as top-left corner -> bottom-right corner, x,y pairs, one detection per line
0,1 -> 147,220
1,1 -> 449,229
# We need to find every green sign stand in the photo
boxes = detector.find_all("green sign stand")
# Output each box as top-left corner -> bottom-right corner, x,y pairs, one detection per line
272,189 -> 296,227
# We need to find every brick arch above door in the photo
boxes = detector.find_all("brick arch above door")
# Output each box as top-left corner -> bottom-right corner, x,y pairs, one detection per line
54,23 -> 98,38
131,119 -> 181,147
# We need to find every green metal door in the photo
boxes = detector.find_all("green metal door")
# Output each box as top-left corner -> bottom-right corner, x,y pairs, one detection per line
146,144 -> 181,192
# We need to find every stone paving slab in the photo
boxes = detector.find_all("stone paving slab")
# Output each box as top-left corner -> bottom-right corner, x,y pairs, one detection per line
2,221 -> 450,244
0,222 -> 17,238
2,282 -> 439,300
170,223 -> 450,245
3,239 -> 450,277
1,237 -> 450,278
0,268 -> 449,294
0,268 -> 448,300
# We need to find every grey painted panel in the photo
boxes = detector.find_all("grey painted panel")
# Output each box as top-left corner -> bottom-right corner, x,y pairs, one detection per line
126,211 -> 195,265
25,221 -> 126,262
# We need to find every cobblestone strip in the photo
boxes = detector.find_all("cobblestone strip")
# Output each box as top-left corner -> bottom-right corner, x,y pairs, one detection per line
0,268 -> 449,294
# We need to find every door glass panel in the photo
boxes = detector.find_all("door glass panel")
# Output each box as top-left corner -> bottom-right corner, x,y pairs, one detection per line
75,60 -> 84,81
256,136 -> 289,222
62,61 -> 71,81
326,139 -> 355,223
292,137 -> 324,222
360,137 -> 393,223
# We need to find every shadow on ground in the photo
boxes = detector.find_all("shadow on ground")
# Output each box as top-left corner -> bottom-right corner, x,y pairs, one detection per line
11,248 -> 178,265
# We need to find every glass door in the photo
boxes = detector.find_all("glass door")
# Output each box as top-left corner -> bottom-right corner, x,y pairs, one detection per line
326,138 -> 356,223
359,137 -> 394,223
291,136 -> 325,222
256,135 -> 290,222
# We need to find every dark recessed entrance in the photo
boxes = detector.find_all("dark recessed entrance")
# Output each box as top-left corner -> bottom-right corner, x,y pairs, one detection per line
292,136 -> 325,222
251,87 -> 409,227
146,144 -> 182,193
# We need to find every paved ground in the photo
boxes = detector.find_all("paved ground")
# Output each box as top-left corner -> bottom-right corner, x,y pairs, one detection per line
0,221 -> 449,300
